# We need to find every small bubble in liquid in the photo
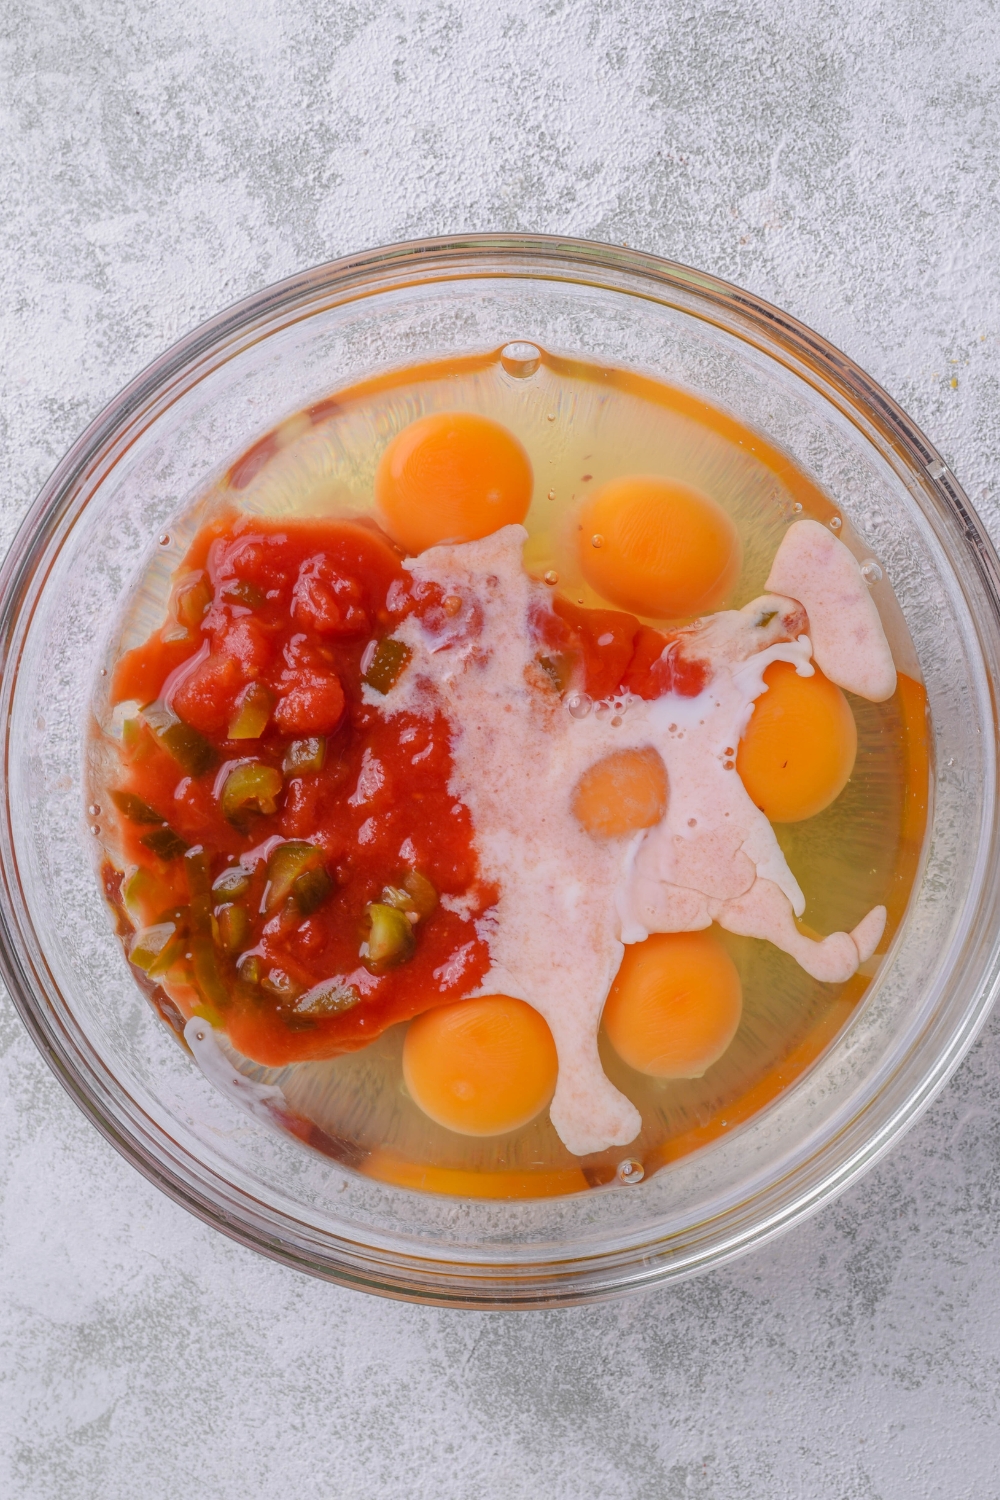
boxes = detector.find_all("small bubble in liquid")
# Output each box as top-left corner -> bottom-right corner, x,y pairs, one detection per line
158,532 -> 171,547
87,804 -> 100,817
860,559 -> 883,585
547,488 -> 556,501
594,700 -> 611,719
590,533 -> 605,549
792,502 -> 803,514
829,515 -> 842,530
611,715 -> 623,727
500,341 -> 541,378
90,824 -> 100,836
543,569 -> 559,585
567,693 -> 592,719
617,1158 -> 644,1185
546,412 -> 556,422
99,667 -> 107,677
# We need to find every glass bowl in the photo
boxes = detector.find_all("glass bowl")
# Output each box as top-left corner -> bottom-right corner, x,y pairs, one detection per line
3,234 -> 1000,1309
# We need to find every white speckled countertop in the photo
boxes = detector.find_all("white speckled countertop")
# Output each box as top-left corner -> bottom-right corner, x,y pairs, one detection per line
3,2 -> 1000,1494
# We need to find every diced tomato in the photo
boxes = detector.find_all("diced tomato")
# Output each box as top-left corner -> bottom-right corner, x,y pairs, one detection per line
214,615 -> 273,676
623,626 -> 709,698
280,775 -> 327,838
292,555 -> 370,636
552,597 -> 640,700
273,671 -> 345,734
170,652 -> 243,734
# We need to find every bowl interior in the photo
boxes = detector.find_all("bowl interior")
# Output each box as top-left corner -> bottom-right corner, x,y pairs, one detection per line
3,238 -> 999,1306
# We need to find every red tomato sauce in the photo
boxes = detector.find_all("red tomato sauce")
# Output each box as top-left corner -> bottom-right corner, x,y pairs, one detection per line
104,511 -> 697,1068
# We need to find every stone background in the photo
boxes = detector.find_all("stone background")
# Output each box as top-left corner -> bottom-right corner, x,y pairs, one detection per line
3,1 -> 1000,1494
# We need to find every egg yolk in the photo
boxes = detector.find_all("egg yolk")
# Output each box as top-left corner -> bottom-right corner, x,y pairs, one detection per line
402,995 -> 558,1136
573,747 -> 668,838
578,475 -> 742,618
736,660 -> 857,822
603,929 -> 743,1078
375,411 -> 533,555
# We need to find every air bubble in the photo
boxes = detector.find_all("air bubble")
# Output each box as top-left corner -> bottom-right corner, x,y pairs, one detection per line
547,488 -> 556,501
611,715 -> 623,728
87,804 -> 100,817
567,693 -> 592,719
591,534 -> 605,549
546,412 -> 556,422
543,570 -> 559,585
792,502 -> 803,514
829,515 -> 842,531
158,533 -> 171,547
90,824 -> 100,836
594,700 -> 611,719
500,341 -> 541,378
617,1158 -> 644,1185
99,667 -> 107,677
860,559 -> 883,585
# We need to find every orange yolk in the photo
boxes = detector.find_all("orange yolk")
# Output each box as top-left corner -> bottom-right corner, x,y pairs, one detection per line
375,411 -> 533,555
736,660 -> 857,822
402,995 -> 558,1136
573,747 -> 668,838
602,929 -> 743,1078
578,474 -> 742,618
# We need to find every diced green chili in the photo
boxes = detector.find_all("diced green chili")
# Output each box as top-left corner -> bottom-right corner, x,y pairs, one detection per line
283,736 -> 327,775
147,934 -> 188,981
220,762 -> 283,821
403,869 -> 438,917
260,967 -> 303,1002
215,902 -> 250,953
121,718 -> 142,756
263,841 -> 325,912
380,871 -> 437,919
122,865 -> 163,921
292,867 -> 334,916
221,578 -> 266,609
111,789 -> 162,824
143,700 -> 218,778
212,864 -> 252,900
227,682 -> 273,740
184,848 -> 230,1012
362,902 -> 415,970
363,638 -> 411,694
174,575 -> 213,630
294,980 -> 361,1017
140,825 -> 190,861
129,921 -> 178,973
237,953 -> 263,987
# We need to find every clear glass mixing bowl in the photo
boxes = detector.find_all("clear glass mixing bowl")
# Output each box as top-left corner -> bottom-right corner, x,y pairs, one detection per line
3,234 -> 999,1308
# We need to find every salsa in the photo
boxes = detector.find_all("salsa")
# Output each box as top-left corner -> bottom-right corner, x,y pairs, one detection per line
107,508 -> 689,1069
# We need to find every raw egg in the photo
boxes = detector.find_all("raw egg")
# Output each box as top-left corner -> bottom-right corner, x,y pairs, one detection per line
578,475 -> 742,618
736,660 -> 857,822
603,929 -> 743,1078
573,747 -> 668,838
375,412 -> 533,555
402,995 -> 558,1136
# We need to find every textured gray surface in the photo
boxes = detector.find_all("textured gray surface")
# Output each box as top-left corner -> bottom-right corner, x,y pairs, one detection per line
3,1 -> 1000,1495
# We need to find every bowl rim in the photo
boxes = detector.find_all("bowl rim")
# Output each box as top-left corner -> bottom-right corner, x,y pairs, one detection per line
4,231 -> 1000,1307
